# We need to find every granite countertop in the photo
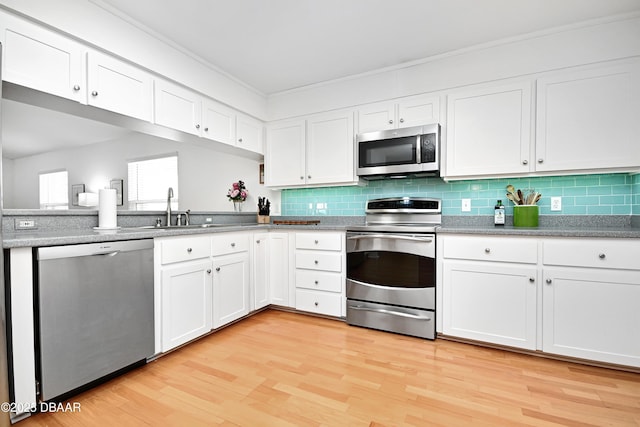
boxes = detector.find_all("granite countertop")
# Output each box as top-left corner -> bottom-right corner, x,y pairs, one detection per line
437,224 -> 640,238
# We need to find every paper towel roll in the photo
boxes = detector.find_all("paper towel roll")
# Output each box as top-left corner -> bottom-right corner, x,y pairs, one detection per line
98,188 -> 117,228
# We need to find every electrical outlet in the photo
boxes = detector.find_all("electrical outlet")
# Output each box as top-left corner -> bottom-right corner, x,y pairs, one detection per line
551,197 -> 562,211
15,219 -> 37,230
461,199 -> 471,212
205,217 -> 213,223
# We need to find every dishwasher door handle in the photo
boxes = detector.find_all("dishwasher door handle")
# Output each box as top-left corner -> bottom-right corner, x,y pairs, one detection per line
91,250 -> 121,257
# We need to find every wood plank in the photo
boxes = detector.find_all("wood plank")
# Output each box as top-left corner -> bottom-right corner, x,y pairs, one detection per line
18,310 -> 640,426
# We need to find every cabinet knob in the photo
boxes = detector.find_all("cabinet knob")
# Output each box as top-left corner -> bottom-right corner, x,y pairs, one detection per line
231,242 -> 236,247
314,302 -> 319,306
196,124 -> 200,129
256,240 -> 260,244
308,175 -> 311,179
537,158 -> 544,164
216,267 -> 221,272
522,160 -> 528,165
546,279 -> 552,285
529,277 -> 535,283
484,248 -> 491,253
314,260 -> 319,265
204,127 -> 209,132
187,248 -> 192,253
399,118 -> 404,123
314,240 -> 319,244
388,119 -> 393,124
238,138 -> 243,143
73,85 -> 80,91
300,176 -> 304,180
207,269 -> 212,274
91,90 -> 98,97
314,280 -> 319,285
599,253 -> 606,259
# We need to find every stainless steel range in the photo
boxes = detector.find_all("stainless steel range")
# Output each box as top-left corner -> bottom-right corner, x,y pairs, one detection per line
346,197 -> 440,339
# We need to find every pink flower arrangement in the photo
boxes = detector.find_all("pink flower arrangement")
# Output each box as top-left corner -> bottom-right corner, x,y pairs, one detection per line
227,180 -> 248,202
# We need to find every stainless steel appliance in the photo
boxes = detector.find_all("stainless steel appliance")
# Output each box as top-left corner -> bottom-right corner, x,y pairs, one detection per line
346,197 -> 440,339
36,240 -> 154,401
356,124 -> 440,179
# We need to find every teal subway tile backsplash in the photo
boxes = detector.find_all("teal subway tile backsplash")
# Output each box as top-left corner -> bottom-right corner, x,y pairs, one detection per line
282,173 -> 638,216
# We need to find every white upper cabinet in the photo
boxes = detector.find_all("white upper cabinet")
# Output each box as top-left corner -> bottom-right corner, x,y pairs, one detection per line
306,110 -> 355,185
154,79 -> 201,135
265,110 -> 356,188
535,62 -> 640,172
87,50 -> 153,122
265,119 -> 306,187
357,94 -> 440,133
2,17 -> 85,103
202,99 -> 235,145
236,113 -> 264,154
445,81 -> 532,178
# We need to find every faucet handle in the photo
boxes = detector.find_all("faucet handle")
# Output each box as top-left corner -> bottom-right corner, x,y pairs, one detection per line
184,209 -> 191,226
155,217 -> 162,227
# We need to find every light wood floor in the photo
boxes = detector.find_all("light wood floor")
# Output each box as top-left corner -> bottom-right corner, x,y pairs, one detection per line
19,309 -> 640,426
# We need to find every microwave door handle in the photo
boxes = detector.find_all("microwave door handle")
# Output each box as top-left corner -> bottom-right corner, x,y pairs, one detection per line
347,234 -> 433,243
415,135 -> 421,164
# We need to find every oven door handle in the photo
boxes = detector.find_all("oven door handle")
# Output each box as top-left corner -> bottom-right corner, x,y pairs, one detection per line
347,234 -> 433,243
349,304 -> 432,321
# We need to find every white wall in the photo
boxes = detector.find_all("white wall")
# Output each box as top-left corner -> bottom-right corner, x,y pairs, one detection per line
4,132 -> 281,213
0,0 -> 268,119
267,15 -> 640,120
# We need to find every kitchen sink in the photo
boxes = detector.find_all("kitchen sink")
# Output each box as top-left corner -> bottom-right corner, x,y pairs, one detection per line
135,223 -> 232,230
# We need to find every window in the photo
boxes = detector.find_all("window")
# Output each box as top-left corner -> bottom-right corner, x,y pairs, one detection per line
39,170 -> 69,210
127,154 -> 178,211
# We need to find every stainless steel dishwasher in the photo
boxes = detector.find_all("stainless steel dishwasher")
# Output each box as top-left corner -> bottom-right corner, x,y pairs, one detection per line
36,239 -> 154,401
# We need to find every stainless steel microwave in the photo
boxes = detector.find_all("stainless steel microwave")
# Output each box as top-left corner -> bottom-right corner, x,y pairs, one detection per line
356,124 -> 440,179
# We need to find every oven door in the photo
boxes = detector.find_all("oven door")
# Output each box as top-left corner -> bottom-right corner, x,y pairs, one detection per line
346,232 -> 435,310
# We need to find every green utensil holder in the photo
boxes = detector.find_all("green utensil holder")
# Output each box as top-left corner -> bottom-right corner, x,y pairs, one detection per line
513,205 -> 539,227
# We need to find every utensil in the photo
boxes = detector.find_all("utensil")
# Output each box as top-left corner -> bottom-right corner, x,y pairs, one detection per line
517,189 -> 524,205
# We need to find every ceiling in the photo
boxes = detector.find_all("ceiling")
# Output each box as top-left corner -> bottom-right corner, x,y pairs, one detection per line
96,0 -> 640,95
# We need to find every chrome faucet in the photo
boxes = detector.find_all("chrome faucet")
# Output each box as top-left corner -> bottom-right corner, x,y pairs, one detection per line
184,209 -> 190,226
166,187 -> 174,226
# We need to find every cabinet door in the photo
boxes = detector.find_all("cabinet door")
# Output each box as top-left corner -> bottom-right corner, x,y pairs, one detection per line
202,99 -> 235,144
212,252 -> 250,328
154,79 -> 201,136
445,81 -> 532,178
236,113 -> 264,154
252,234 -> 270,310
397,95 -> 440,128
306,110 -> 355,185
3,20 -> 85,103
265,119 -> 306,187
357,101 -> 395,133
269,233 -> 291,307
442,261 -> 537,350
536,63 -> 640,172
87,51 -> 153,122
161,260 -> 213,352
542,268 -> 640,367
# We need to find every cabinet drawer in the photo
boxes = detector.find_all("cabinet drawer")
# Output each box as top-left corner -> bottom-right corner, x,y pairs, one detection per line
212,233 -> 250,256
296,269 -> 342,293
543,239 -> 640,270
296,232 -> 343,251
295,289 -> 342,317
295,252 -> 342,272
161,236 -> 211,264
443,236 -> 537,264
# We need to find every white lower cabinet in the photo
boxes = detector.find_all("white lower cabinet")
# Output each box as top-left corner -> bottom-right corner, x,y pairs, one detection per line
212,233 -> 251,328
161,260 -> 213,352
267,232 -> 293,307
440,234 -> 640,368
440,235 -> 538,350
294,231 -> 345,317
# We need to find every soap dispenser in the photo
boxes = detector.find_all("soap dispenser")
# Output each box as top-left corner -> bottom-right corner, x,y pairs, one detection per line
494,199 -> 505,226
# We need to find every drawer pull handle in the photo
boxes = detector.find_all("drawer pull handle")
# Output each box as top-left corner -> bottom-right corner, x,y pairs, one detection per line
599,253 -> 606,259
349,305 -> 431,321
546,279 -> 552,285
187,248 -> 193,253
484,248 -> 491,253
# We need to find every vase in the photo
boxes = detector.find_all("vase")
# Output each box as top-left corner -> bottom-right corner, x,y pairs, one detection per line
513,205 -> 539,227
233,201 -> 242,212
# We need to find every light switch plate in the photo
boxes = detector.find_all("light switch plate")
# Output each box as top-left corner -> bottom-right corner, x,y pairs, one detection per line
550,197 -> 562,211
461,199 -> 471,212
